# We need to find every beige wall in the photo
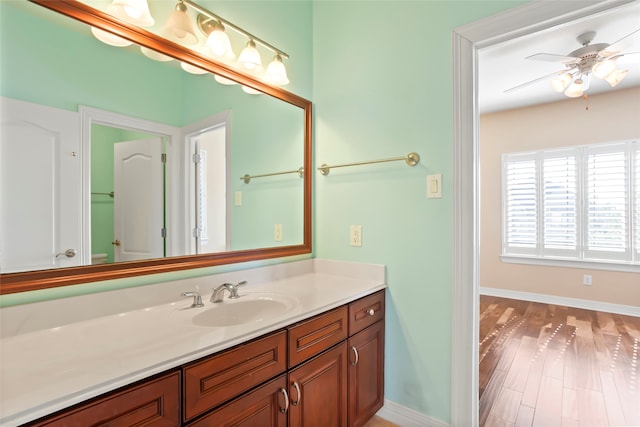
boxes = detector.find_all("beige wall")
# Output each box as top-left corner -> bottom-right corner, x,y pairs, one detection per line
480,87 -> 640,306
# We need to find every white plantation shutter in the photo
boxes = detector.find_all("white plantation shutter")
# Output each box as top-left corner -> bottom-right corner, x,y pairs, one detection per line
585,147 -> 628,260
504,156 -> 537,253
502,141 -> 639,265
542,154 -> 576,254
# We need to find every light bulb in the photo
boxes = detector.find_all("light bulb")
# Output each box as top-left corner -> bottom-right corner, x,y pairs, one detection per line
564,78 -> 584,98
108,0 -> 155,27
265,54 -> 289,85
205,22 -> 234,59
592,59 -> 616,79
238,40 -> 262,71
604,69 -> 628,87
91,27 -> 133,47
214,75 -> 238,85
242,86 -> 262,95
140,46 -> 174,62
164,2 -> 198,45
181,62 -> 207,75
550,73 -> 572,92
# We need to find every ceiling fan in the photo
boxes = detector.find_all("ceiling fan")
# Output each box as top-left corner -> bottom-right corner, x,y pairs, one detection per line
506,29 -> 640,98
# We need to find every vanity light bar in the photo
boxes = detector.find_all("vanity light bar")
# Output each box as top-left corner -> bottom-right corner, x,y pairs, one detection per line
181,0 -> 289,59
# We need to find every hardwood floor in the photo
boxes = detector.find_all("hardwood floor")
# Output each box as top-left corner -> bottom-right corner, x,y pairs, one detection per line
363,415 -> 399,427
479,295 -> 640,427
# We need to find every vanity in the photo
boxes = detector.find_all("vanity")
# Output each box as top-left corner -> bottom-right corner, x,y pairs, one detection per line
0,259 -> 386,427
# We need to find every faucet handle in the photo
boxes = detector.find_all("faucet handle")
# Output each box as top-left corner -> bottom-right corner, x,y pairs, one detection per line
229,280 -> 247,299
181,291 -> 204,308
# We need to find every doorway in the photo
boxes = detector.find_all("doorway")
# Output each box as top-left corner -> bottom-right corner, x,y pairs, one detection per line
451,1 -> 636,425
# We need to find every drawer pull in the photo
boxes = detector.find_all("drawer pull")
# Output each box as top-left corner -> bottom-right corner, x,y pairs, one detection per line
291,381 -> 301,406
351,346 -> 359,366
279,388 -> 289,414
367,308 -> 375,316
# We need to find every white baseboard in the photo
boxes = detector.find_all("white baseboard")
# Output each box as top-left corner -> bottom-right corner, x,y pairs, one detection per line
376,399 -> 449,427
480,287 -> 640,317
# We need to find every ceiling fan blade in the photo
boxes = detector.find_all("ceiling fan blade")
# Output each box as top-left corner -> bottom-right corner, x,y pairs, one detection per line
525,53 -> 580,64
504,70 -> 568,93
613,51 -> 640,64
600,28 -> 640,56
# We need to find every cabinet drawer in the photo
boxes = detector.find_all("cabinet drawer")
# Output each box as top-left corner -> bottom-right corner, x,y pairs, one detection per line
183,330 -> 287,422
349,291 -> 385,336
288,306 -> 348,368
187,374 -> 287,427
29,371 -> 180,427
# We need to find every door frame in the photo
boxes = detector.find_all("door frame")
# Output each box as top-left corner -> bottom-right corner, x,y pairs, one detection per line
450,1 -> 634,425
181,110 -> 232,255
80,106 -> 181,263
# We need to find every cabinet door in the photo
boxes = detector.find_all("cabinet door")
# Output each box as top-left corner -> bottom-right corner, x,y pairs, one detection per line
187,375 -> 288,427
288,343 -> 348,427
28,372 -> 180,427
348,321 -> 385,427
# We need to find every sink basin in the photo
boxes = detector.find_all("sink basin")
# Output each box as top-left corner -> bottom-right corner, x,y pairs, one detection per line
192,293 -> 298,327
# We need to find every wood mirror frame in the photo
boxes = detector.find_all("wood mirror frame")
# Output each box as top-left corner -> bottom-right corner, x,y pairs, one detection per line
0,0 -> 312,295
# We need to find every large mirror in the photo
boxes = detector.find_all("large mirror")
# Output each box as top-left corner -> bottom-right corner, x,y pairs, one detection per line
0,0 -> 312,294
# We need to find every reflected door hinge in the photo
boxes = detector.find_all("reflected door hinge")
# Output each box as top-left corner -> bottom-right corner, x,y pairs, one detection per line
192,153 -> 202,164
161,228 -> 167,238
192,227 -> 202,238
161,153 -> 167,163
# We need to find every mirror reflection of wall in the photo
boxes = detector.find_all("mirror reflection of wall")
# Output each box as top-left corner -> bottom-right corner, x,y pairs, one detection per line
0,1 -> 305,274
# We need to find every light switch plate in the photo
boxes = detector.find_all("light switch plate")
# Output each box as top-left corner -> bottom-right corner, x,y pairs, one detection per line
274,224 -> 283,241
234,191 -> 242,206
427,174 -> 442,199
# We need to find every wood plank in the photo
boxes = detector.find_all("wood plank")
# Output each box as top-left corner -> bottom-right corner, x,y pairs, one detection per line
487,387 -> 522,425
576,387 -> 608,427
531,376 -> 562,427
561,386 -> 579,426
514,404 -> 534,427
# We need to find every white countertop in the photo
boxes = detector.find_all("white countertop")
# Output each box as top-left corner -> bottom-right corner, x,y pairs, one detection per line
0,259 -> 385,426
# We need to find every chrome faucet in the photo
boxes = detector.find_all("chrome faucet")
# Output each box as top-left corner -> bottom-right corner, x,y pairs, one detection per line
210,281 -> 247,303
181,291 -> 204,308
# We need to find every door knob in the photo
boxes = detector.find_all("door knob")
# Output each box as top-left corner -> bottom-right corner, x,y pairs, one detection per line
112,240 -> 121,246
55,249 -> 77,258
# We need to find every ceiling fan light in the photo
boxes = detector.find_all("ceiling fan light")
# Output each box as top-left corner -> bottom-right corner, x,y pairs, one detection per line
550,73 -> 573,92
164,2 -> 198,45
564,78 -> 584,98
91,27 -> 133,47
592,59 -> 616,79
604,69 -> 628,87
238,40 -> 262,71
265,54 -> 289,86
108,0 -> 155,27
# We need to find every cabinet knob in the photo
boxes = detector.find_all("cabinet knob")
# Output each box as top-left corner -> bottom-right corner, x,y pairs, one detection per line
367,308 -> 375,316
112,239 -> 121,246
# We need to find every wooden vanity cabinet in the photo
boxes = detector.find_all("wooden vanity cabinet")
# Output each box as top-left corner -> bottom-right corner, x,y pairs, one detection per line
347,291 -> 385,427
27,371 -> 180,427
24,291 -> 385,427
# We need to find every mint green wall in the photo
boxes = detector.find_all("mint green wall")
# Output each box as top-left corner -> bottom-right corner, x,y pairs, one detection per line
312,1 -> 523,423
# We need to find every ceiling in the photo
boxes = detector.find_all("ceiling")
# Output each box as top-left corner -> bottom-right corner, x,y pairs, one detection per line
478,1 -> 640,114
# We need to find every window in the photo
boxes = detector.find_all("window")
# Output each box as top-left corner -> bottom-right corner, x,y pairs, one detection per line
502,140 -> 639,266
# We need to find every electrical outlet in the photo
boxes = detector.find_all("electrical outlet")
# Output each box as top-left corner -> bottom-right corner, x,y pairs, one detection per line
583,274 -> 592,286
274,224 -> 283,241
350,225 -> 362,247
234,191 -> 242,206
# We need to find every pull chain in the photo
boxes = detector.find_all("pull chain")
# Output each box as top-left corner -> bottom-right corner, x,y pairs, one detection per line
583,93 -> 589,111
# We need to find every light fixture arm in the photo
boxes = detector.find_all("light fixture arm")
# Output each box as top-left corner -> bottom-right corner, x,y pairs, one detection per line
182,0 -> 289,59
